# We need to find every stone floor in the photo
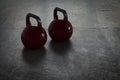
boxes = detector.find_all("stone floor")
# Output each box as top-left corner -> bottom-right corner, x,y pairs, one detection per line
0,0 -> 120,80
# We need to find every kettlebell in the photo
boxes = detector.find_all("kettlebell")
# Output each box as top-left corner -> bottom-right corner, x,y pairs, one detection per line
48,7 -> 73,42
21,13 -> 47,49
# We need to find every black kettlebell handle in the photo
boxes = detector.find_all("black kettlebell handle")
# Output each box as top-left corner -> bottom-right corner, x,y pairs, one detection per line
54,7 -> 68,21
26,13 -> 41,27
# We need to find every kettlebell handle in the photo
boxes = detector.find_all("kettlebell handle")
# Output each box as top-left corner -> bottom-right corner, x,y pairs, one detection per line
26,13 -> 42,27
54,7 -> 68,21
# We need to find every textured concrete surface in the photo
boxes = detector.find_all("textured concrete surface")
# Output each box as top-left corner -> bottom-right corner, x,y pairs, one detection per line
0,0 -> 120,80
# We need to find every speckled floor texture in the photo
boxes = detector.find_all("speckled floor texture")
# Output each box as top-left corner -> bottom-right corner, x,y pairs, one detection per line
0,0 -> 120,80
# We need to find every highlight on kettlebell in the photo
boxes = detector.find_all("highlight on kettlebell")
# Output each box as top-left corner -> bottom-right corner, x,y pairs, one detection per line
48,7 -> 73,42
21,13 -> 47,49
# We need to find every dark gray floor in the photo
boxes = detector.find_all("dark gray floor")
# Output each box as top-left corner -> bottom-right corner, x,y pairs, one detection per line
0,0 -> 120,80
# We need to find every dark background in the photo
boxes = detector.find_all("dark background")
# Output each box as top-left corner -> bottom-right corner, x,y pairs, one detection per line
0,0 -> 120,80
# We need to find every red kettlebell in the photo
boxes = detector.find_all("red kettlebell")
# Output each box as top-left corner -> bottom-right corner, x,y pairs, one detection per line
48,7 -> 73,42
21,13 -> 47,49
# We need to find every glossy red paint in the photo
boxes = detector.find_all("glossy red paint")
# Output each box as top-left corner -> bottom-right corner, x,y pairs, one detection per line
21,13 -> 47,49
48,7 -> 73,42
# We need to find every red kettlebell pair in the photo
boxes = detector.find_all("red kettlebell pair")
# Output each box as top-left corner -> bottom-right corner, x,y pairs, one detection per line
21,7 -> 73,49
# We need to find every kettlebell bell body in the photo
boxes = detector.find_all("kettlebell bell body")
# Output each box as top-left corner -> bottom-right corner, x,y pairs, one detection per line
48,7 -> 73,42
21,13 -> 47,49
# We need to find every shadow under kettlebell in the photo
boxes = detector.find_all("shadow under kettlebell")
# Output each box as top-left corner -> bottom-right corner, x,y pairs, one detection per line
22,47 -> 46,65
49,40 -> 72,54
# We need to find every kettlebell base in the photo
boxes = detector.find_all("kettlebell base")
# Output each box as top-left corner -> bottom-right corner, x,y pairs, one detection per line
50,38 -> 71,42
